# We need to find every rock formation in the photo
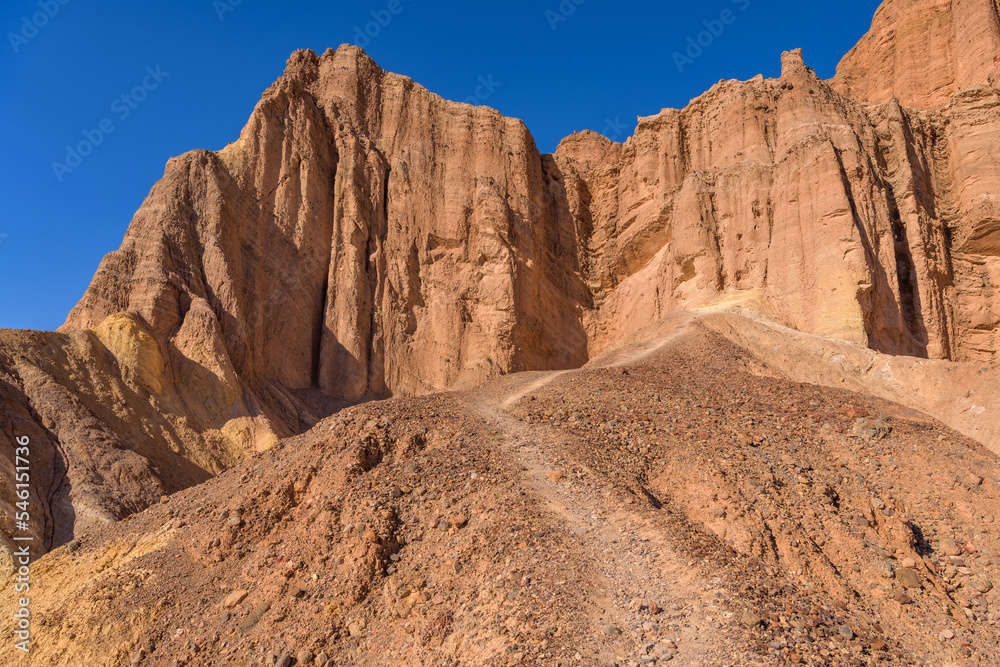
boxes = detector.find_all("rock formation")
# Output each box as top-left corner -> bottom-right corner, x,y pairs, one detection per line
831,0 -> 1000,108
1,0 -> 999,573
575,46 -> 1000,363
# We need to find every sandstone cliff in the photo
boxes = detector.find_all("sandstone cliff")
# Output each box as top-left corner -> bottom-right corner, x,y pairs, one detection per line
62,47 -> 593,406
830,0 -> 1000,108
2,0 -> 999,569
575,48 -> 1000,363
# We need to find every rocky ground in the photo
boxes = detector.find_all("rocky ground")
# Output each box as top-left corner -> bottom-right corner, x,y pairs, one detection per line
7,315 -> 999,666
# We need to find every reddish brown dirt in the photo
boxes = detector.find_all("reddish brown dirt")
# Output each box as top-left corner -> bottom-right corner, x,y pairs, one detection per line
7,318 -> 999,666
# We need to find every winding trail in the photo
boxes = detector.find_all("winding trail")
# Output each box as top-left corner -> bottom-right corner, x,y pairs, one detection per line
463,314 -> 749,665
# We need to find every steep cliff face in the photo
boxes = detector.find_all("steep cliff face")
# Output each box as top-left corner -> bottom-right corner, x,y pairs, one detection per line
62,42 -> 1000,422
830,0 -> 1000,108
570,49 -> 1000,364
2,0 -> 999,568
64,48 -> 591,407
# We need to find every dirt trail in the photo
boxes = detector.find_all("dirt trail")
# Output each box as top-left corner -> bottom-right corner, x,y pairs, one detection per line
465,316 -> 749,665
500,314 -> 696,410
586,314 -> 698,371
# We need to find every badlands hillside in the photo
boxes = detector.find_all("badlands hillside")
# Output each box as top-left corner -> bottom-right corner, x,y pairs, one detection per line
2,0 -> 1000,664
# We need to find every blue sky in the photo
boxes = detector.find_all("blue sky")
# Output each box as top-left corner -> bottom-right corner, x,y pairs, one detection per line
1,0 -> 880,331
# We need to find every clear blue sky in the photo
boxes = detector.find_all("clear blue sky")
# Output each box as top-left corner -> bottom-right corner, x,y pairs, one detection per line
1,0 -> 880,331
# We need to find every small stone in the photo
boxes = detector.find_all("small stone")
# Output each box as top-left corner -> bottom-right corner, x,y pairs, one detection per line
348,621 -> 365,637
363,530 -> 380,544
227,515 -> 243,527
852,418 -> 891,442
549,471 -> 565,483
296,650 -> 313,665
449,514 -> 468,529
741,611 -> 764,627
314,653 -> 329,666
67,540 -> 81,553
939,539 -> 962,556
275,654 -> 291,667
712,509 -> 727,518
603,625 -> 622,637
940,629 -> 955,640
223,590 -> 248,609
838,625 -> 854,640
970,579 -> 994,594
892,590 -> 913,605
896,568 -> 922,589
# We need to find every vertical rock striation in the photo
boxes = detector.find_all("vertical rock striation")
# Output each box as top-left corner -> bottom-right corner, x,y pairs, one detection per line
830,0 -> 1000,108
